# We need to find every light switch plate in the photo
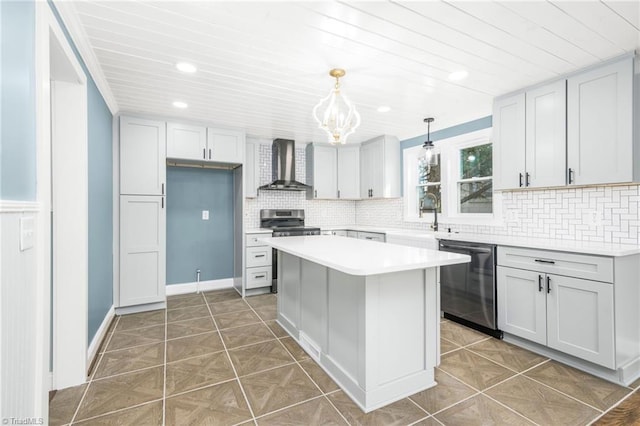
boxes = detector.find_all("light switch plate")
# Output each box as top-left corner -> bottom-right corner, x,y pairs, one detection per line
20,216 -> 35,251
202,210 -> 209,220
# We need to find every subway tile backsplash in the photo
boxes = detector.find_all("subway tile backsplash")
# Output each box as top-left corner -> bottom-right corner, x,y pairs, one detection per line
246,144 -> 640,244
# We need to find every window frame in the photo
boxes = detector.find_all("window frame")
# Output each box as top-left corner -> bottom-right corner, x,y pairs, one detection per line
403,128 -> 502,226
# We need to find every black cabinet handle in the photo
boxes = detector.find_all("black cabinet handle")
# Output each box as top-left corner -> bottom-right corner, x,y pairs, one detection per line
209,148 -> 212,159
255,275 -> 265,279
538,275 -> 543,292
568,168 -> 574,184
525,172 -> 530,187
535,259 -> 555,264
546,276 -> 551,293
203,148 -> 206,159
337,190 -> 340,198
161,197 -> 164,209
519,173 -> 523,187
314,189 -> 317,198
255,254 -> 265,258
161,183 -> 164,195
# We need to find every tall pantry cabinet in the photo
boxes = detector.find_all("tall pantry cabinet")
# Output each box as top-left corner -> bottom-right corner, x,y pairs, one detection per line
118,117 -> 167,308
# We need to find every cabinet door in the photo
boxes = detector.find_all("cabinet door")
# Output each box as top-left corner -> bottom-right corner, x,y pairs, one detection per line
119,195 -> 166,307
493,93 -> 526,190
166,122 -> 206,161
567,58 -> 633,185
497,266 -> 546,345
546,274 -> 615,368
207,128 -> 245,163
312,145 -> 337,199
359,143 -> 372,198
120,116 -> 166,195
368,140 -> 385,198
526,80 -> 567,188
244,140 -> 259,198
337,146 -> 360,199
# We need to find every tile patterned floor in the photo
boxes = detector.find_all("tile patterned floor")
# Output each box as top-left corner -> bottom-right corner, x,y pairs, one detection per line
49,289 -> 640,426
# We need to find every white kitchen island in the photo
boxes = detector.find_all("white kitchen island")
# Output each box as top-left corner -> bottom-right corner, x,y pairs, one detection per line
258,235 -> 470,412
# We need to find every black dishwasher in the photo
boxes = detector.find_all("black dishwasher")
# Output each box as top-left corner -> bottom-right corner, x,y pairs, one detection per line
439,240 -> 502,338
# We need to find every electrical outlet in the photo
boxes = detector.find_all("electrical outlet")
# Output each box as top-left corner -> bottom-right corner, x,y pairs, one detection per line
20,216 -> 35,251
585,210 -> 603,227
202,210 -> 209,220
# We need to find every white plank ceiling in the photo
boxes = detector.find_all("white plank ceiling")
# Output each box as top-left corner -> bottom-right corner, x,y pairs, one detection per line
65,0 -> 640,143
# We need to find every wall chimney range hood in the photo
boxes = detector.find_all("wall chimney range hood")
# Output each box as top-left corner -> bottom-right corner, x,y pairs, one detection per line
258,139 -> 311,191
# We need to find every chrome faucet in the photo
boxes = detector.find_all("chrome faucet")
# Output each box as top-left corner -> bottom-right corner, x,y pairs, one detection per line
419,192 -> 439,232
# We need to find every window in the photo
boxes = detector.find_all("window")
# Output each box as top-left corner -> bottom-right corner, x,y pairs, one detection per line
403,128 -> 499,224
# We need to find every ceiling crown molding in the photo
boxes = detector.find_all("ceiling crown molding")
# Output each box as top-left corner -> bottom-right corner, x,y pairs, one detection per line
51,1 -> 119,115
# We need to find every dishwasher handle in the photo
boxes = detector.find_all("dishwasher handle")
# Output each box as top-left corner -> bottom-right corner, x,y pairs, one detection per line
439,243 -> 494,253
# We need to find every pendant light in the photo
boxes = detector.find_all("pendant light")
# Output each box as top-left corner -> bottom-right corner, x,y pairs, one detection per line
313,68 -> 361,144
422,117 -> 438,166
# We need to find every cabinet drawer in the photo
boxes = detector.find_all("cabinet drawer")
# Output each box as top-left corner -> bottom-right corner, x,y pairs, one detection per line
498,246 -> 613,283
246,266 -> 272,289
357,231 -> 386,242
246,246 -> 272,267
246,233 -> 269,247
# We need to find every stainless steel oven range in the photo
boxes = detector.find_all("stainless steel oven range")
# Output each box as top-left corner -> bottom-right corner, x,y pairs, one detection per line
260,209 -> 321,293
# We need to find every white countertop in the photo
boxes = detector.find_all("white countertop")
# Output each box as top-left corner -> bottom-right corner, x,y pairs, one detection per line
315,225 -> 640,257
257,235 -> 470,276
245,228 -> 273,234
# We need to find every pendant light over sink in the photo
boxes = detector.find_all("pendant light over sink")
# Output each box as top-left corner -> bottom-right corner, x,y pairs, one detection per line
313,68 -> 361,145
422,117 -> 438,167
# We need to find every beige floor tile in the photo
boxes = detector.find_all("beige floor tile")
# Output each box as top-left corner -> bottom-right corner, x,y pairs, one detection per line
246,294 -> 277,309
434,394 -> 534,426
631,377 -> 640,389
166,331 -> 225,362
240,364 -> 322,417
75,366 -> 164,421
409,369 -> 477,414
209,298 -> 252,315
439,349 -> 514,391
228,340 -> 295,377
74,400 -> 163,425
411,417 -> 443,426
167,293 -> 206,310
299,359 -> 340,394
204,288 -> 241,304
115,310 -> 165,332
166,351 -> 235,396
214,309 -> 262,330
166,304 -> 211,323
525,360 -> 631,411
253,305 -> 277,321
441,338 -> 460,355
220,322 -> 276,349
593,389 -> 640,425
328,391 -> 427,426
466,338 -> 547,372
256,396 -> 347,425
265,320 -> 288,338
165,381 -> 253,425
166,316 -> 216,340
440,321 -> 486,347
106,325 -> 165,352
95,342 -> 165,379
49,383 -> 87,426
280,337 -> 310,361
486,375 -> 600,425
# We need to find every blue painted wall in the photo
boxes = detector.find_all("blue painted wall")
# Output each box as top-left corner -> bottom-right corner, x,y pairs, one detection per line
48,3 -> 114,345
400,116 -> 493,194
166,167 -> 234,284
0,0 -> 36,200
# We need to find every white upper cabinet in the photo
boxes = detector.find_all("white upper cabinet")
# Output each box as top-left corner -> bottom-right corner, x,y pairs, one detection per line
120,116 -> 166,196
337,145 -> 360,199
525,80 -> 567,188
567,57 -> 634,186
244,139 -> 260,198
306,144 -> 338,199
166,122 -> 207,161
493,93 -> 526,190
207,128 -> 245,164
360,135 -> 400,199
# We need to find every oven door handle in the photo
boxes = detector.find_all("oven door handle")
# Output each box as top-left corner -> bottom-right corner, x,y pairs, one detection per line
440,244 -> 493,253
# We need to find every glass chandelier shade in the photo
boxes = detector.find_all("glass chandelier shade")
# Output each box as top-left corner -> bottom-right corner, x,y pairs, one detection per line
313,69 -> 361,145
422,117 -> 438,166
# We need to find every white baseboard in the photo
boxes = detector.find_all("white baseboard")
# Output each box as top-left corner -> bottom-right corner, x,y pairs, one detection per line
166,278 -> 234,296
87,305 -> 115,368
115,301 -> 166,316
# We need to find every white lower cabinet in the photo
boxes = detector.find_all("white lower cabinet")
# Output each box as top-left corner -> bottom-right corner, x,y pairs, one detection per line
119,195 -> 166,307
497,246 -> 615,369
245,233 -> 272,290
356,231 -> 386,242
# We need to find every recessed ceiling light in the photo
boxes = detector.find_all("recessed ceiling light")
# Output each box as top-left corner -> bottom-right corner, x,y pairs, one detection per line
176,62 -> 197,73
377,106 -> 391,113
448,70 -> 468,81
172,101 -> 188,109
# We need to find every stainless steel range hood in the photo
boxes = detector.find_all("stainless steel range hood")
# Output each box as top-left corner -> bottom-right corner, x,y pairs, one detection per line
258,139 -> 311,191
